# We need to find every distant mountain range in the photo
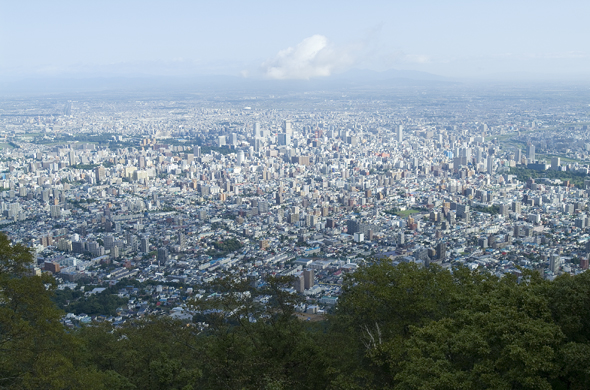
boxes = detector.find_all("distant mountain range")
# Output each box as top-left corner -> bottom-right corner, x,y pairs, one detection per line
333,68 -> 453,82
0,68 -> 458,96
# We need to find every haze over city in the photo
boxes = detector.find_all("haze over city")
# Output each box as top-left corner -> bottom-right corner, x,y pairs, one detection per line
2,0 -> 590,84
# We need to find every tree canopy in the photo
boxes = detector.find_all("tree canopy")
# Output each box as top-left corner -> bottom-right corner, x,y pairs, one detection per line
3,232 -> 590,389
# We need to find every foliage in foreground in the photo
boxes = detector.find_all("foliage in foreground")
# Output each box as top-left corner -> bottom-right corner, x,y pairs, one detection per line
3,232 -> 590,389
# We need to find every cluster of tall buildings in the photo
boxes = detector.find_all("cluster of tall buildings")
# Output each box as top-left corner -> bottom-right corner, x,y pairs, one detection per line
0,89 -> 589,319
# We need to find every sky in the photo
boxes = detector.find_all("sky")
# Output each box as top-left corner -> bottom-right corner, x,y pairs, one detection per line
1,0 -> 589,82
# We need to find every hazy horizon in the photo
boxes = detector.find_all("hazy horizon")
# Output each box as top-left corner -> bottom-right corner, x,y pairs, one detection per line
2,1 -> 590,83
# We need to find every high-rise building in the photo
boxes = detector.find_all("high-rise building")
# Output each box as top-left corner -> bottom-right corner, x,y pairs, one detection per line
475,148 -> 483,164
526,143 -> 536,162
551,156 -> 561,170
87,241 -> 101,256
282,120 -> 292,135
512,201 -> 522,215
217,136 -> 226,147
396,125 -> 403,143
72,241 -> 85,254
436,242 -> 447,260
293,273 -> 305,293
140,237 -> 150,253
460,147 -> 471,163
104,235 -> 115,250
347,220 -> 378,236
515,148 -> 522,164
278,133 -> 290,146
157,247 -> 168,264
258,201 -> 269,214
398,232 -> 405,245
50,205 -> 61,218
487,156 -> 494,175
254,138 -> 263,152
575,217 -> 586,229
499,204 -> 510,216
549,254 -> 560,273
456,204 -> 470,218
237,150 -> 245,165
275,190 -> 284,205
303,269 -> 314,289
253,122 -> 261,137
95,166 -> 106,184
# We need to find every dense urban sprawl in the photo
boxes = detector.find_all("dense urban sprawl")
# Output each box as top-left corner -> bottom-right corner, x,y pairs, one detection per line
1,87 -> 590,324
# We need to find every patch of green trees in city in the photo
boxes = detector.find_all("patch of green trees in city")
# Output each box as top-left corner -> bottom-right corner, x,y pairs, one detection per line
510,166 -> 588,188
472,204 -> 501,215
207,238 -> 243,257
53,286 -> 128,316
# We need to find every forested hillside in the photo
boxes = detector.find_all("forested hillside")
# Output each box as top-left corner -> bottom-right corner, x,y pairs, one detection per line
2,232 -> 590,389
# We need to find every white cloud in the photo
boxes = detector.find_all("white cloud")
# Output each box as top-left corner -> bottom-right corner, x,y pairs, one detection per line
402,54 -> 431,64
261,35 -> 355,80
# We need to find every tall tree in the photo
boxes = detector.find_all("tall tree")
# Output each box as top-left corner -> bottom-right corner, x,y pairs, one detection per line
396,275 -> 563,389
0,233 -> 117,389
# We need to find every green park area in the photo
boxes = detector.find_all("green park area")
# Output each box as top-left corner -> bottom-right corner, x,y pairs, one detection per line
384,208 -> 425,217
510,166 -> 589,188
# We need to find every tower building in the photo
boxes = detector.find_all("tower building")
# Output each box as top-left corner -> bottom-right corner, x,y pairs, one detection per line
526,143 -> 536,162
396,125 -> 403,143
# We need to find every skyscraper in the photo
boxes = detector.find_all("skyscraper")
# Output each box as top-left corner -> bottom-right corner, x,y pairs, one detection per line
104,235 -> 115,250
515,148 -> 522,164
276,190 -> 284,205
487,156 -> 494,174
157,247 -> 168,264
475,147 -> 483,164
278,133 -> 290,146
460,147 -> 471,163
253,122 -> 261,137
526,143 -> 535,162
50,205 -> 61,219
549,254 -> 560,273
294,273 -> 305,293
303,269 -> 314,289
140,237 -> 150,253
436,242 -> 447,260
254,138 -> 263,152
217,136 -> 226,147
95,166 -> 106,184
282,120 -> 292,135
396,125 -> 403,143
